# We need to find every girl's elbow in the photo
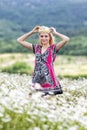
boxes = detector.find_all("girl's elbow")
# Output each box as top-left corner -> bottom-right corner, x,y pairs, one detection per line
65,37 -> 70,42
68,37 -> 70,41
17,38 -> 22,43
17,38 -> 20,42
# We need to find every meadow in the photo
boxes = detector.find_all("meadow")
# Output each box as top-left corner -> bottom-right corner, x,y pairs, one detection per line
0,53 -> 87,130
0,53 -> 87,78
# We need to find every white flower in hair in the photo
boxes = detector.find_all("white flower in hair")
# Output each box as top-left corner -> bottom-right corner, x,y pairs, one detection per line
39,26 -> 50,33
50,27 -> 56,33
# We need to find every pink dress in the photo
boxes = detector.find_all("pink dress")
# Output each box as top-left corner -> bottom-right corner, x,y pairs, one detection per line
32,44 -> 61,89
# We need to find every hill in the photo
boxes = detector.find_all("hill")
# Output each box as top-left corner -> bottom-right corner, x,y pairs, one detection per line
0,0 -> 87,54
0,0 -> 87,36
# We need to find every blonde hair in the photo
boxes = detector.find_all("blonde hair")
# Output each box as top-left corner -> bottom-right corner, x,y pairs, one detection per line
39,26 -> 55,46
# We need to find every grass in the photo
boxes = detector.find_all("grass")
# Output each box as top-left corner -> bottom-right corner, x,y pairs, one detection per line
1,61 -> 33,75
55,55 -> 87,79
0,53 -> 87,79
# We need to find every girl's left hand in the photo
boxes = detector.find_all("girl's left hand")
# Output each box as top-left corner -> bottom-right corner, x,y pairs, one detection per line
50,27 -> 56,33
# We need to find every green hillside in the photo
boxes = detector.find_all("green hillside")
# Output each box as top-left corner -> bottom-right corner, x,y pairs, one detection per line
0,0 -> 87,54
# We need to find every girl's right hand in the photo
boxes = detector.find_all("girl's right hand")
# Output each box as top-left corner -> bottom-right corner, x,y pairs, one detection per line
32,26 -> 40,33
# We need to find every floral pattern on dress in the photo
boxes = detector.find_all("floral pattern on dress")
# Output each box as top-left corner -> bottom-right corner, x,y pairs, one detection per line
32,44 -> 61,89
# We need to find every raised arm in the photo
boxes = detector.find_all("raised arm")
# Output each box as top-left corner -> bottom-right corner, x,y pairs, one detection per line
50,27 -> 70,51
17,26 -> 40,50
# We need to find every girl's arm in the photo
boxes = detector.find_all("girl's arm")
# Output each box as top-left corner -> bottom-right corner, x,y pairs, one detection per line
50,28 -> 70,51
17,26 -> 40,50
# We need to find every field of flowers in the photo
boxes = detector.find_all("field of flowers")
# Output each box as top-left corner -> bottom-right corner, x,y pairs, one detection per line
0,72 -> 87,130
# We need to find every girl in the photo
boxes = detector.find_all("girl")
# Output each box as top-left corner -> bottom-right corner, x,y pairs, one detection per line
17,26 -> 70,96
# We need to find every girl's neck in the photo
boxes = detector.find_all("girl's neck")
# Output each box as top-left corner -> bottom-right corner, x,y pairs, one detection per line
42,43 -> 50,48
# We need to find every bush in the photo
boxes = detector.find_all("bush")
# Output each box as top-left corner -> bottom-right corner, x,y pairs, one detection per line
1,62 -> 33,75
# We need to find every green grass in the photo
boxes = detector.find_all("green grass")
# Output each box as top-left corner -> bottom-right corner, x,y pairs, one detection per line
1,61 -> 33,75
0,54 -> 87,78
0,107 -> 86,130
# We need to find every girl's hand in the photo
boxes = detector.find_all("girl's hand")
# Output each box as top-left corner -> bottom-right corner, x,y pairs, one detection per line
32,26 -> 40,33
50,27 -> 56,34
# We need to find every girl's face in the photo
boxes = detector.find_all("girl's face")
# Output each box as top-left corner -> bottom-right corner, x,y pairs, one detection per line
39,32 -> 50,45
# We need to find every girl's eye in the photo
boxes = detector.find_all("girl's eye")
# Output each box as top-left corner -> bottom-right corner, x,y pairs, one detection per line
45,35 -> 48,37
40,35 -> 43,38
40,35 -> 48,38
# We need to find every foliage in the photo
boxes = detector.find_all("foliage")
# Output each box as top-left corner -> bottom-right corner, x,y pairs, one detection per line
0,35 -> 87,55
0,0 -> 87,55
1,62 -> 33,75
58,36 -> 87,55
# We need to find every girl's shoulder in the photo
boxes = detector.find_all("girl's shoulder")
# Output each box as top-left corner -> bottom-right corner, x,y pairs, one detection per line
50,44 -> 56,49
32,44 -> 41,53
34,44 -> 41,48
50,44 -> 58,53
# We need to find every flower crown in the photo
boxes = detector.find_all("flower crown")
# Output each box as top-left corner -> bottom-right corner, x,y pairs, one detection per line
39,26 -> 51,33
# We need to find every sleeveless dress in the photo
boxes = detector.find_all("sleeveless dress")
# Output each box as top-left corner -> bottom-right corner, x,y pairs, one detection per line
32,44 -> 61,90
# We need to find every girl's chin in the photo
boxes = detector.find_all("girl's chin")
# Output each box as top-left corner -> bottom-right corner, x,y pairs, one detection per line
42,42 -> 48,45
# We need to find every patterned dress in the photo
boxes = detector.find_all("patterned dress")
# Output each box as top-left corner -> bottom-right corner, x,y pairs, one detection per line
32,44 -> 61,89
